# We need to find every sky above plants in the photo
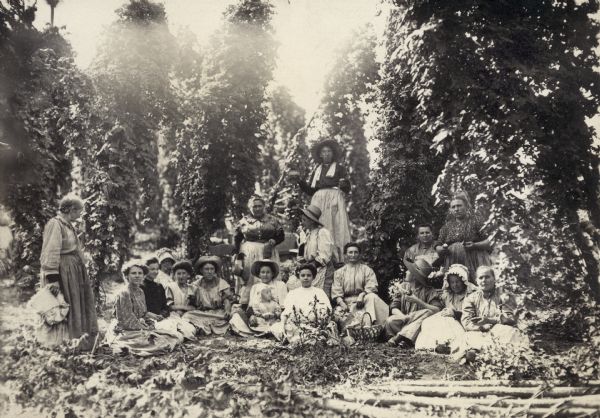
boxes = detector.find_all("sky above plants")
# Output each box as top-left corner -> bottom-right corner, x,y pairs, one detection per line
34,0 -> 386,115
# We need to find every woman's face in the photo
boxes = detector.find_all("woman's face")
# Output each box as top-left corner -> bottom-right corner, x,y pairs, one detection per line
67,206 -> 83,222
259,266 -> 274,284
250,200 -> 265,218
147,263 -> 159,280
298,269 -> 314,288
345,246 -> 360,263
476,270 -> 495,292
201,263 -> 216,280
301,215 -> 316,230
450,199 -> 466,218
174,269 -> 190,286
128,266 -> 145,287
160,259 -> 174,274
320,146 -> 333,164
447,275 -> 465,294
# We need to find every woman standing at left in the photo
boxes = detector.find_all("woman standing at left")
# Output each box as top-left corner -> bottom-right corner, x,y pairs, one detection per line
39,195 -> 98,349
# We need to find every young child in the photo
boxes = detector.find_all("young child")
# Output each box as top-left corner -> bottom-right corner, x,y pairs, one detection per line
249,287 -> 282,327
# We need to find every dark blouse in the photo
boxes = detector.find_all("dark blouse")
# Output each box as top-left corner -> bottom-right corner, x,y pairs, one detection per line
140,278 -> 168,316
299,163 -> 351,195
234,214 -> 285,253
438,215 -> 486,245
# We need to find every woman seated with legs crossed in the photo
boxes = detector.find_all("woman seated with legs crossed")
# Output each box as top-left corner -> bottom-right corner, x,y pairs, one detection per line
106,261 -> 181,356
332,242 -> 389,334
182,256 -> 234,336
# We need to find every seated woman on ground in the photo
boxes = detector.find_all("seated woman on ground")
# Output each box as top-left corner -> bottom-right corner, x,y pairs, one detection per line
451,265 -> 529,361
106,261 -> 181,356
278,264 -> 338,346
155,260 -> 197,340
230,259 -> 287,336
415,264 -> 478,352
183,256 -> 233,336
332,242 -> 389,333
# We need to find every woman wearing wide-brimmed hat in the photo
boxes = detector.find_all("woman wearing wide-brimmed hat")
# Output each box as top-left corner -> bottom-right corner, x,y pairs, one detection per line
298,204 -> 336,298
415,264 -> 478,351
289,139 -> 351,262
229,259 -> 288,337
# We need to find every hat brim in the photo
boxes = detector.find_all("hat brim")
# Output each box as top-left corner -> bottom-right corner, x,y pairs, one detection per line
300,208 -> 323,226
195,256 -> 222,273
311,139 -> 342,163
404,259 -> 428,285
251,260 -> 279,278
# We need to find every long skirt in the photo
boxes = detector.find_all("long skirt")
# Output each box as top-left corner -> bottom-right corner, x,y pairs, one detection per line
154,312 -> 197,340
415,313 -> 466,350
38,253 -> 98,349
312,262 -> 335,299
384,309 -> 435,342
229,309 -> 282,339
335,294 -> 390,333
444,243 -> 492,282
450,324 -> 530,360
282,319 -> 339,347
106,320 -> 181,357
182,309 -> 230,336
238,241 -> 280,305
311,188 -> 351,262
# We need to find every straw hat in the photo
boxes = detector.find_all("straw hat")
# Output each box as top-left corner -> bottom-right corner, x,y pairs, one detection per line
300,204 -> 323,226
194,255 -> 222,273
404,258 -> 433,285
251,259 -> 280,279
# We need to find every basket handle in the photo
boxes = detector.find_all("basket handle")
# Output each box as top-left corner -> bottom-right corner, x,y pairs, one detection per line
360,312 -> 373,328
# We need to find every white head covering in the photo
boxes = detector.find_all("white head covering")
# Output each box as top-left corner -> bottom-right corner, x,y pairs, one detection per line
442,264 -> 471,292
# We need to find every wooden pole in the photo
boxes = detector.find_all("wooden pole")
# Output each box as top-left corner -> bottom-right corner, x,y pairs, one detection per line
376,385 -> 598,399
372,379 -> 600,388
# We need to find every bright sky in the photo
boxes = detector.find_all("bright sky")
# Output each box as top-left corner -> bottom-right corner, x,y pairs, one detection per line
34,0 -> 383,115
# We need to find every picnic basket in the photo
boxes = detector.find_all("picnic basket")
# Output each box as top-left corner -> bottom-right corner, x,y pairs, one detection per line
346,312 -> 382,343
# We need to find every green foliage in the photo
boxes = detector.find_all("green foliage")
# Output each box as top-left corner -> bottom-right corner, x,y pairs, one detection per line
319,24 -> 379,222
89,0 -> 176,230
173,0 -> 276,260
83,126 -> 138,281
0,2 -> 93,271
367,0 -> 600,312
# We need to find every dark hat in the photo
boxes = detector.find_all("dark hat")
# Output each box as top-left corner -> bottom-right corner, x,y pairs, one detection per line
171,260 -> 194,276
194,255 -> 222,273
404,258 -> 433,286
300,204 -> 323,226
251,259 -> 280,279
296,263 -> 317,278
311,139 -> 342,163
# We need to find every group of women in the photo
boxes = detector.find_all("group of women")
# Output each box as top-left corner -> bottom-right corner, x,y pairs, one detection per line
34,138 -> 529,360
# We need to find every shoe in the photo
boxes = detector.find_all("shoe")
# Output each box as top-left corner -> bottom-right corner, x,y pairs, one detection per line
435,343 -> 451,355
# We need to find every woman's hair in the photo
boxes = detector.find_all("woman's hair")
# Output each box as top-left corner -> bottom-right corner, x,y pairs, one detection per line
296,263 -> 317,278
145,257 -> 159,266
248,195 -> 266,209
344,242 -> 361,254
172,260 -> 194,277
122,261 -> 149,277
475,265 -> 495,280
59,194 -> 84,213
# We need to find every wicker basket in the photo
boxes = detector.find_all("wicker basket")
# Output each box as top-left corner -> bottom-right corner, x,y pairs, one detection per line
346,312 -> 383,343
